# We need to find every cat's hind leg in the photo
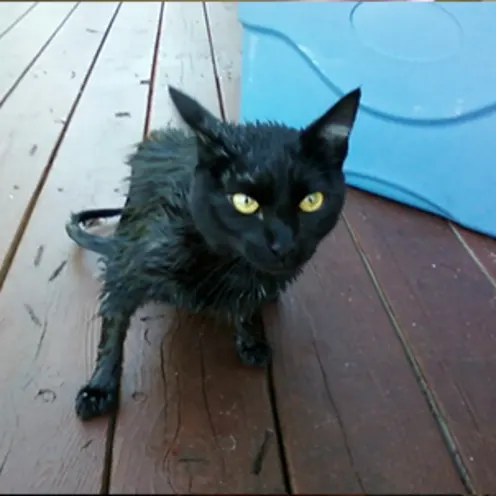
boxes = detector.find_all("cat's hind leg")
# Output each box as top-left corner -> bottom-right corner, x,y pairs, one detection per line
75,315 -> 130,420
234,310 -> 271,367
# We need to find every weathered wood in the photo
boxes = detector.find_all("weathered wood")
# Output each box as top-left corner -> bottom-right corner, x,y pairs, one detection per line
344,188 -> 496,493
0,2 -> 37,40
451,225 -> 496,285
0,2 -> 78,103
108,3 -> 284,493
0,2 -> 119,277
0,3 -> 158,492
204,1 -> 241,123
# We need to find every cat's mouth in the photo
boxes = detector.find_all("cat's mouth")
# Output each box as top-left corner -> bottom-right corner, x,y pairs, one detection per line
239,244 -> 306,276
247,258 -> 300,276
263,266 -> 296,275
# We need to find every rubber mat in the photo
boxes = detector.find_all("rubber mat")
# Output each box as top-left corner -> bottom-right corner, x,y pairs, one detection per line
238,1 -> 496,238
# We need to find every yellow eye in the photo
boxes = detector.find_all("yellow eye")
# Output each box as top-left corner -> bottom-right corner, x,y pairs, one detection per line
299,192 -> 324,212
231,193 -> 260,215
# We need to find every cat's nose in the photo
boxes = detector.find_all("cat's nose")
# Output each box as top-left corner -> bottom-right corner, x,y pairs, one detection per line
266,220 -> 295,258
269,241 -> 293,258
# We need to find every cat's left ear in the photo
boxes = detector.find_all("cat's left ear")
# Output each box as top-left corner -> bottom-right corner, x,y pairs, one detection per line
168,86 -> 230,162
300,88 -> 361,167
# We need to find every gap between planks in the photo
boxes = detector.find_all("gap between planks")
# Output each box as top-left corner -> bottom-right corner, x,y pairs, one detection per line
0,2 -> 159,493
0,2 -> 38,41
342,186 -> 496,492
449,223 -> 496,290
0,2 -> 80,108
0,3 -> 122,291
1,1 -> 490,492
202,2 -> 464,488
101,3 -> 165,494
341,212 -> 475,494
0,4 -> 128,491
202,2 -> 292,493
106,3 -> 284,493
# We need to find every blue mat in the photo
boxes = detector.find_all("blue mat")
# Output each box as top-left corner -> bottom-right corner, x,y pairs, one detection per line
238,2 -> 496,238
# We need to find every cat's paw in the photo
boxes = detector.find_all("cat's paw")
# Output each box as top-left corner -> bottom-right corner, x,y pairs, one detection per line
75,383 -> 118,421
236,333 -> 271,367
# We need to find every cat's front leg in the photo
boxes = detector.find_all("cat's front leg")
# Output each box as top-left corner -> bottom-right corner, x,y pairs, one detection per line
234,310 -> 271,367
265,292 -> 280,304
75,314 -> 130,421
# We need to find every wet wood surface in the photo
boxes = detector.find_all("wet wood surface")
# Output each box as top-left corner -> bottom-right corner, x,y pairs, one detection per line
0,2 -> 495,494
344,188 -> 496,494
263,221 -> 465,493
452,225 -> 496,283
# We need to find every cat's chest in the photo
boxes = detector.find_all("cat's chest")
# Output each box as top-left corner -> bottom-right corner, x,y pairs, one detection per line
145,238 -> 281,316
168,250 -> 277,314
133,215 -> 292,316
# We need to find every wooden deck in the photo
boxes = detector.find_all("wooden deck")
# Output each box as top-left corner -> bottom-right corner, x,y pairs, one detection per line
0,2 -> 495,494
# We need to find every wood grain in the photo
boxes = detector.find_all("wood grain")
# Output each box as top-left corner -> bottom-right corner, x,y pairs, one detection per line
0,3 -> 159,492
451,225 -> 496,285
263,220 -> 464,493
0,2 -> 37,41
204,1 -> 241,123
344,188 -> 496,493
0,1 -> 119,276
108,3 -> 284,493
0,2 -> 78,103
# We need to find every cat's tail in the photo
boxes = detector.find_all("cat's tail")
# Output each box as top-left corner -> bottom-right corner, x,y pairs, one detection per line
65,208 -> 122,256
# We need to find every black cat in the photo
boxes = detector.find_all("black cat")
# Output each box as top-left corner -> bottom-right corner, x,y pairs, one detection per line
66,85 -> 361,421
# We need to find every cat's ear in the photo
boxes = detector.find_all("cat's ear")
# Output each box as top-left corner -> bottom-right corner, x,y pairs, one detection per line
300,88 -> 361,167
168,86 -> 230,162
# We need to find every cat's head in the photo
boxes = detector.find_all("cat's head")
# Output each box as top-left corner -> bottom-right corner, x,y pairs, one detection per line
169,86 -> 361,275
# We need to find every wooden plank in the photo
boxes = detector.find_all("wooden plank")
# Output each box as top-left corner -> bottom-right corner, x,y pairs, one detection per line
0,2 -> 78,104
108,3 -> 284,493
264,223 -> 466,493
0,2 -> 118,276
344,188 -> 496,493
0,2 -> 37,40
204,1 -> 241,123
451,225 -> 496,285
0,3 -> 160,492
203,5 -> 464,493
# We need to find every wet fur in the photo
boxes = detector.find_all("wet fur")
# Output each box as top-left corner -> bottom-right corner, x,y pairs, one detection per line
66,86 -> 361,421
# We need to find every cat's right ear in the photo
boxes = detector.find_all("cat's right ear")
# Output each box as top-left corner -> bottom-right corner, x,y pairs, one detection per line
168,86 -> 229,162
300,88 -> 361,167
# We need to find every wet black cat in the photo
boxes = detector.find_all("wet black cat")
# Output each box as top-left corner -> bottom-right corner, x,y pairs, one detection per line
66,85 -> 361,421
